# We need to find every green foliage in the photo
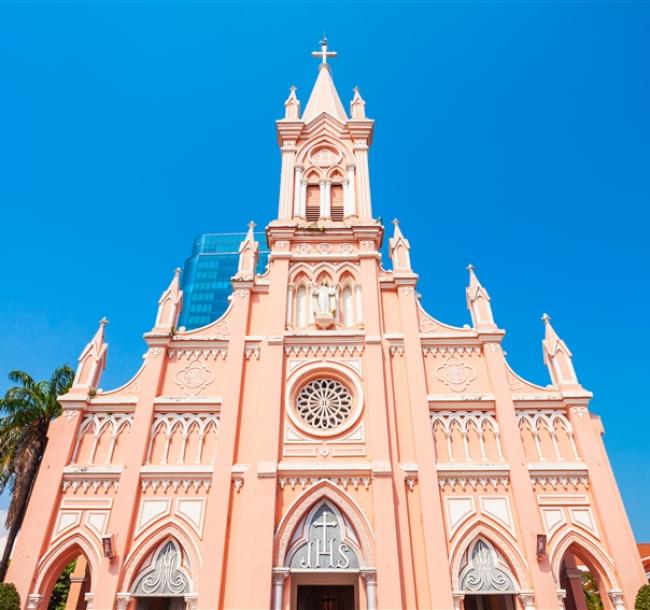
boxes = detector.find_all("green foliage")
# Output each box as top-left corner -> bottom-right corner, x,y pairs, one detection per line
0,583 -> 21,610
0,365 -> 75,581
635,584 -> 650,610
582,572 -> 604,610
47,560 -> 76,610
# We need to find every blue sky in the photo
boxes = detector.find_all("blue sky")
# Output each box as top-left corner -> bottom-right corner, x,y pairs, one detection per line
0,2 -> 648,540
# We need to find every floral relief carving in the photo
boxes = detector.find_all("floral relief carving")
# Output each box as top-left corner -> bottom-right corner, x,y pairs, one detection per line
359,240 -> 375,250
63,410 -> 79,422
398,286 -> 414,296
339,243 -> 353,254
570,406 -> 588,419
419,318 -> 437,333
317,243 -> 332,254
235,289 -> 248,299
149,347 -> 164,359
296,243 -> 311,254
274,240 -> 289,250
174,360 -> 215,397
435,357 -> 477,392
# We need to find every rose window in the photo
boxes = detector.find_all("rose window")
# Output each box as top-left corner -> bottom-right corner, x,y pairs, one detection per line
295,378 -> 353,431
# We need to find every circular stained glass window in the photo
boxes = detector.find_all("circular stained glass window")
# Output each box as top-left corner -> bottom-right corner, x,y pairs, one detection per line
295,378 -> 353,431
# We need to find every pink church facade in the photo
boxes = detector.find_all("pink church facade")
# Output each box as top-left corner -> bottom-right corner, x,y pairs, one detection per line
7,43 -> 645,610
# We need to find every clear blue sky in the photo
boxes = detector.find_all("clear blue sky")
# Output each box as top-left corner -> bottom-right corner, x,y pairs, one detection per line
0,2 -> 648,540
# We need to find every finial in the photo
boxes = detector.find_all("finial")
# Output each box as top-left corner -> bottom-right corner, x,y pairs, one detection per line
392,218 -> 399,227
289,85 -> 296,94
467,264 -> 475,272
542,313 -> 551,324
312,37 -> 337,66
248,220 -> 256,230
99,317 -> 109,327
174,267 -> 181,277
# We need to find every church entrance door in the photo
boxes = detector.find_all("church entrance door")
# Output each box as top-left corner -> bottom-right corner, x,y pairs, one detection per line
296,585 -> 355,610
463,594 -> 516,610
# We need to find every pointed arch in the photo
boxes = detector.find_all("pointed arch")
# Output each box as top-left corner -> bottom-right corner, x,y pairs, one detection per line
34,532 -> 100,598
550,529 -> 618,591
274,480 -> 375,568
296,135 -> 354,168
449,519 -> 530,591
122,522 -> 202,592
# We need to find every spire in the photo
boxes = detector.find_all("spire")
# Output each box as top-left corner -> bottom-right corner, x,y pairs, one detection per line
389,219 -> 412,273
73,318 -> 109,391
284,85 -> 300,120
350,86 -> 366,119
302,38 -> 347,123
154,268 -> 183,331
235,221 -> 259,280
466,265 -> 495,329
542,314 -> 579,388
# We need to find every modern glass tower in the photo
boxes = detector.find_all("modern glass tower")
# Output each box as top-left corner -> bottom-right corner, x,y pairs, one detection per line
179,232 -> 269,330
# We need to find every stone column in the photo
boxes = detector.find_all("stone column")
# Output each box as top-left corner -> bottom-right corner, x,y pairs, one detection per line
452,592 -> 465,610
607,590 -> 625,610
556,589 -> 567,610
84,594 -> 93,610
271,569 -> 289,610
360,569 -> 377,610
343,165 -> 356,218
293,166 -> 304,218
353,144 -> 372,219
277,143 -> 296,220
183,594 -> 198,610
320,180 -> 331,219
114,593 -> 131,610
518,591 -> 536,610
26,594 -> 43,610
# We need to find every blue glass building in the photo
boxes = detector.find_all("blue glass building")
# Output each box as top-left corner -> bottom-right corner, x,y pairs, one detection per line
179,232 -> 269,330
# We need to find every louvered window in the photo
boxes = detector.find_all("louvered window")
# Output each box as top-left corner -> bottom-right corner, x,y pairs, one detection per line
331,185 -> 344,221
306,185 -> 320,222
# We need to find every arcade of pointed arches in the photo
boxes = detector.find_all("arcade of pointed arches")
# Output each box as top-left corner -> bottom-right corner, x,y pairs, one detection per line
26,498 -> 623,610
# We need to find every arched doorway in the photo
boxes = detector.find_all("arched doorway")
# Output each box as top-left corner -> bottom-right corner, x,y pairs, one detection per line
45,554 -> 91,610
457,539 -> 520,610
274,497 -> 376,610
558,544 -> 608,610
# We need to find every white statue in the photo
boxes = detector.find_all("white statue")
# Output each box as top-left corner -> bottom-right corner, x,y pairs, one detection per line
312,281 -> 337,317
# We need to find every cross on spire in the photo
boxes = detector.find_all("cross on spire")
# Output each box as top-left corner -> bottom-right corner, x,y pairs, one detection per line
312,36 -> 337,66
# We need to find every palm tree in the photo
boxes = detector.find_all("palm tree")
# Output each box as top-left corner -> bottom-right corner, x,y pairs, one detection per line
0,365 -> 74,582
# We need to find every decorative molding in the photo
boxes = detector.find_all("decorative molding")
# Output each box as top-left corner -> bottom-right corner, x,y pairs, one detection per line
389,345 -> 404,357
530,474 -> 589,490
63,410 -> 79,422
485,343 -> 501,353
284,343 -> 364,357
278,476 -> 371,491
140,478 -> 212,492
517,409 -> 580,461
434,357 -> 477,392
359,240 -> 375,250
339,243 -> 354,254
274,240 -> 289,250
398,286 -> 414,296
296,243 -> 311,254
168,348 -> 227,361
231,464 -> 249,493
431,410 -> 504,463
400,463 -> 418,491
423,346 -> 481,356
62,478 -> 118,493
438,474 -> 509,491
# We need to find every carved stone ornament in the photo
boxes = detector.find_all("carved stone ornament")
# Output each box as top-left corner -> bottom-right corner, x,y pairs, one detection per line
310,146 -> 341,168
149,347 -> 164,359
63,410 -> 79,422
359,240 -> 375,250
419,317 -> 438,333
317,243 -> 332,254
287,502 -> 360,570
132,540 -> 190,596
235,289 -> 248,299
174,360 -> 215,397
398,286 -> 414,296
274,240 -> 289,250
570,406 -> 588,419
339,243 -> 353,254
435,357 -> 477,392
296,243 -> 311,254
459,539 -> 516,593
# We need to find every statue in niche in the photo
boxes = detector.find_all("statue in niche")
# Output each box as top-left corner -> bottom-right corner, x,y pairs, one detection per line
311,281 -> 337,328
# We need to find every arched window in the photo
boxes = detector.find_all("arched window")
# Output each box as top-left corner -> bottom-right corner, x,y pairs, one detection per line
296,283 -> 310,328
306,185 -> 320,222
341,285 -> 354,327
